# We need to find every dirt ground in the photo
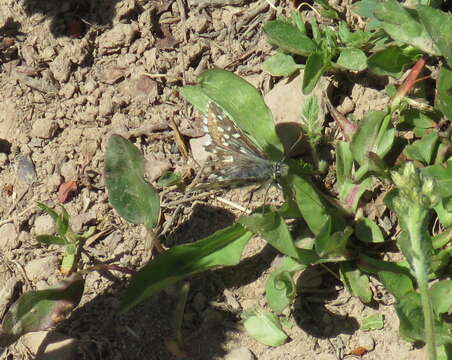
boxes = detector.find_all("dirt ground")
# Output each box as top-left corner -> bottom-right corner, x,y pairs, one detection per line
0,1 -> 429,359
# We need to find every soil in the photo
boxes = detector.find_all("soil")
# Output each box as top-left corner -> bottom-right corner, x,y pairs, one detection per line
0,1 -> 428,359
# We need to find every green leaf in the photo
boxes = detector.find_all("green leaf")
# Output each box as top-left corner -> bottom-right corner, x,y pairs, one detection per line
303,52 -> 329,94
288,165 -> 332,235
400,108 -> 438,129
337,48 -> 367,71
0,274 -> 84,348
417,5 -> 452,68
55,205 -> 70,236
360,314 -> 385,331
181,69 -> 284,159
355,217 -> 385,243
420,160 -> 452,198
350,111 -> 392,166
266,257 -> 306,313
266,271 -> 296,313
239,211 -> 299,259
157,171 -> 181,186
339,262 -> 373,303
395,291 -> 425,342
378,270 -> 414,299
263,20 -> 317,56
431,280 -> 452,316
434,200 -> 452,228
243,310 -> 288,346
403,132 -> 439,164
291,11 -> 306,35
120,224 -> 252,313
352,0 -> 379,20
339,177 -> 374,212
315,219 -> 352,260
36,202 -> 59,222
358,254 -> 413,280
338,21 -> 373,47
336,141 -> 353,187
261,52 -> 301,77
104,135 -> 160,229
374,0 -> 440,55
436,66 -> 452,120
367,47 -> 414,78
36,235 -> 67,246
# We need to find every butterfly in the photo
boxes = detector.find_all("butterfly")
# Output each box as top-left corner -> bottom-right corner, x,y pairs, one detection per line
192,102 -> 289,190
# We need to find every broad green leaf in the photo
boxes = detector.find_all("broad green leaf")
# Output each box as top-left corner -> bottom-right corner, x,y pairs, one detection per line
350,111 -> 390,165
339,262 -> 373,303
288,164 -> 332,235
263,20 -> 317,56
403,132 -> 439,164
315,219 -> 352,260
266,257 -> 306,313
378,270 -> 414,299
157,171 -> 181,186
0,274 -> 84,348
436,66 -> 452,120
239,211 -> 299,259
338,21 -> 373,47
352,0 -> 380,20
36,235 -> 67,245
120,224 -> 252,313
339,177 -> 374,212
303,52 -> 329,94
181,69 -> 284,159
399,108 -> 438,129
398,290 -> 452,345
430,280 -> 452,316
417,5 -> 452,67
337,48 -> 367,71
360,314 -> 384,331
105,135 -> 160,229
374,0 -> 440,55
355,217 -> 385,243
420,160 -> 452,198
243,310 -> 288,346
265,271 -> 296,313
367,47 -> 414,78
261,53 -> 301,77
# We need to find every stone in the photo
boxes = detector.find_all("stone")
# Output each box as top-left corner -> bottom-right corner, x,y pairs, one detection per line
0,223 -> 19,249
21,331 -> 78,360
224,347 -> 255,360
31,117 -> 56,139
34,214 -> 55,235
24,256 -> 59,282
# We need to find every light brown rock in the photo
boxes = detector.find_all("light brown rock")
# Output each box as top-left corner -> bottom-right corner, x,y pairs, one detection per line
21,331 -> 78,360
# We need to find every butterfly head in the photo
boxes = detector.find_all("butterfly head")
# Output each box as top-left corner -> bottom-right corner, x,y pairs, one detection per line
272,161 -> 289,182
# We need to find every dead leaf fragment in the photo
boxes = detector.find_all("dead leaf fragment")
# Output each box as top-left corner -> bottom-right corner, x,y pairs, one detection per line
58,181 -> 77,203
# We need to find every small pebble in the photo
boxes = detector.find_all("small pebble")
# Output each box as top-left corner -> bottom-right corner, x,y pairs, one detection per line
16,154 -> 37,184
0,223 -> 19,250
224,347 -> 255,360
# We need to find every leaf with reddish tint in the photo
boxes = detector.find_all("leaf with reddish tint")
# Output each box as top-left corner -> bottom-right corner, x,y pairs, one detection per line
58,180 -> 77,203
0,274 -> 84,347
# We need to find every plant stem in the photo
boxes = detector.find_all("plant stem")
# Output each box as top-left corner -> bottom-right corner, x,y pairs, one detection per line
408,207 -> 437,360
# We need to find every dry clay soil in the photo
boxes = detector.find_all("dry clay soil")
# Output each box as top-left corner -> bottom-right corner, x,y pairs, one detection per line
0,1 -> 428,359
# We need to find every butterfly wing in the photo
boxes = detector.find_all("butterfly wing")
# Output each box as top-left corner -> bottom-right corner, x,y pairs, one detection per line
194,102 -> 275,189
